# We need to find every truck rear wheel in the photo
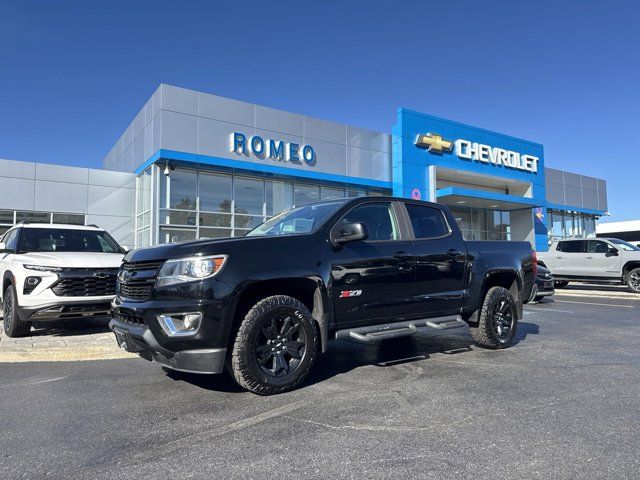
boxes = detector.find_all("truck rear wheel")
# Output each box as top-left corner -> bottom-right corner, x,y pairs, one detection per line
3,285 -> 32,338
229,295 -> 318,395
469,286 -> 517,349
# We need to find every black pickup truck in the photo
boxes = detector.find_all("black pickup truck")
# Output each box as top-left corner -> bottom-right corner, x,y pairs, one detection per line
110,197 -> 536,395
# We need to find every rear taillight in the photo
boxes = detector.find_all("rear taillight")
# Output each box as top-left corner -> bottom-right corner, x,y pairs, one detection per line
532,250 -> 538,277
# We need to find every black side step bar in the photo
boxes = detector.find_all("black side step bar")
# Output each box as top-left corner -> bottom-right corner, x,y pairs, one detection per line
335,315 -> 465,343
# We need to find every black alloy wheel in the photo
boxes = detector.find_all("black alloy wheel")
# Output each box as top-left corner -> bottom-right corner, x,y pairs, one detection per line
492,298 -> 514,340
469,286 -> 518,349
255,313 -> 308,377
230,295 -> 319,395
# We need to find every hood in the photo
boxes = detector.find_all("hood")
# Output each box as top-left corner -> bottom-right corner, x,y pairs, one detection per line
124,234 -> 294,263
14,252 -> 124,269
125,236 -> 250,263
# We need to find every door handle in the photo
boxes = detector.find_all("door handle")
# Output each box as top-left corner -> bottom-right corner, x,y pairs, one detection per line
447,249 -> 462,257
555,256 -> 562,259
394,251 -> 412,260
586,256 -> 593,259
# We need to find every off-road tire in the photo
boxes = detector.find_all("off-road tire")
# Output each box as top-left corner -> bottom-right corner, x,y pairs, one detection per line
627,268 -> 640,294
230,295 -> 318,395
2,285 -> 32,338
554,281 -> 569,288
469,286 -> 517,349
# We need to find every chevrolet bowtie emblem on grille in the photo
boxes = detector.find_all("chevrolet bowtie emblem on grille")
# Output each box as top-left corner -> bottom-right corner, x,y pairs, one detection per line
415,133 -> 453,153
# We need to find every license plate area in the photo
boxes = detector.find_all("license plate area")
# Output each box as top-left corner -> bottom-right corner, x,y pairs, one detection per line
113,328 -> 147,353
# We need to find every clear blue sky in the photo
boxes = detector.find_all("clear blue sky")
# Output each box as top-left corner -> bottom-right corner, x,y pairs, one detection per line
1,0 -> 638,221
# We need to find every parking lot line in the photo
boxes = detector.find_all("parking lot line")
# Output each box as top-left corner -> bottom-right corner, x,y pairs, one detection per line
525,307 -> 575,314
554,300 -> 635,308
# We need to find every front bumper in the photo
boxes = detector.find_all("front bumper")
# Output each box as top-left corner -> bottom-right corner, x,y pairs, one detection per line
110,317 -> 227,374
17,300 -> 112,321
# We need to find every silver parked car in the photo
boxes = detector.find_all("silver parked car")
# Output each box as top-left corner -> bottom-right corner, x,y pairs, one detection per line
538,238 -> 640,293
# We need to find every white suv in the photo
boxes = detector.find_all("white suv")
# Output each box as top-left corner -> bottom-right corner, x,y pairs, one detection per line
0,224 -> 125,337
538,238 -> 640,293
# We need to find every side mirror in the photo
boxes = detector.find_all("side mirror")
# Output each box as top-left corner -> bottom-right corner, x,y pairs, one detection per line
607,247 -> 619,256
331,222 -> 369,246
0,242 -> 9,253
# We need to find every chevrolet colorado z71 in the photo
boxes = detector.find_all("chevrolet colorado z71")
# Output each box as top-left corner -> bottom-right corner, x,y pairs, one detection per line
110,197 -> 535,395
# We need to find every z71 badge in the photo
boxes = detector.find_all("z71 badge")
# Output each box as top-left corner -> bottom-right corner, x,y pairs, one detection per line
340,290 -> 362,298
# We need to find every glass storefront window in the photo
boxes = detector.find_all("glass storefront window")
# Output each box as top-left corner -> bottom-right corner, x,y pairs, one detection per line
346,189 -> 367,198
159,227 -> 196,244
136,168 -> 152,214
563,214 -> 573,238
159,209 -> 198,227
234,215 -> 264,230
199,227 -> 232,239
266,180 -> 294,216
547,210 -> 598,242
199,212 -> 232,228
0,210 -> 14,224
449,206 -> 511,241
161,169 -> 197,210
154,166 -> 390,243
584,216 -> 596,237
52,213 -> 85,225
321,187 -> 345,201
199,173 -> 232,213
294,184 -> 320,206
234,177 -> 264,215
16,211 -> 50,224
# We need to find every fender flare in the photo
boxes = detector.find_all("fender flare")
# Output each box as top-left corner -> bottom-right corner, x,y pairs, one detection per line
479,268 -> 525,319
2,270 -> 15,300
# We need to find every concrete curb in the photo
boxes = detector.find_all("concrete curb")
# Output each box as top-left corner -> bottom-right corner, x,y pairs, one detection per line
0,345 -> 136,363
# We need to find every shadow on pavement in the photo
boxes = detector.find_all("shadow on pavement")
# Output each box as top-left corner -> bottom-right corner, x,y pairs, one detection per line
163,321 -> 540,393
30,317 -> 111,337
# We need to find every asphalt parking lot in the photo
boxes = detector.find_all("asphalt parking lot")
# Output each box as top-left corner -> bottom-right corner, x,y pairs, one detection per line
1,286 -> 639,479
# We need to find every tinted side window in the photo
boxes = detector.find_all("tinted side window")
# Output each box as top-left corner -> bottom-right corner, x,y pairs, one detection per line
3,229 -> 19,251
561,240 -> 586,253
339,203 -> 398,241
588,240 -> 609,254
405,204 -> 449,239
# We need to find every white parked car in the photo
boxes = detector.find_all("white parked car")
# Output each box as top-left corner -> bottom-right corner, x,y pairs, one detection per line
538,238 -> 640,293
0,223 -> 125,337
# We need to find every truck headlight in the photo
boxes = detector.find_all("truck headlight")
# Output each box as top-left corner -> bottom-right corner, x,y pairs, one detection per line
158,313 -> 202,337
156,255 -> 228,288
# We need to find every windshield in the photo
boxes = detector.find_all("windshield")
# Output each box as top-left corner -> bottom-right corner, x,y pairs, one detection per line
19,228 -> 123,254
608,238 -> 640,251
246,201 -> 345,237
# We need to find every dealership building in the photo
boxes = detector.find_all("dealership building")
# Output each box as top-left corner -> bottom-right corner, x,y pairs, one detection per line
0,84 -> 608,251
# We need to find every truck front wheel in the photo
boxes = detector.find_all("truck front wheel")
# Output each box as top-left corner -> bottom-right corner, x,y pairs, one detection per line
627,268 -> 640,293
229,295 -> 319,395
469,286 -> 517,349
2,285 -> 32,338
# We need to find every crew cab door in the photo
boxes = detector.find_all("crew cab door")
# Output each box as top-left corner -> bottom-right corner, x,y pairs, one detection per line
401,202 -> 467,315
586,240 -> 621,278
330,201 -> 416,327
552,240 -> 587,276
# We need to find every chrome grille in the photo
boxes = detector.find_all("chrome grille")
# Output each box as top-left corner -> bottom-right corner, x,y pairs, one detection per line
117,261 -> 164,301
51,269 -> 118,297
